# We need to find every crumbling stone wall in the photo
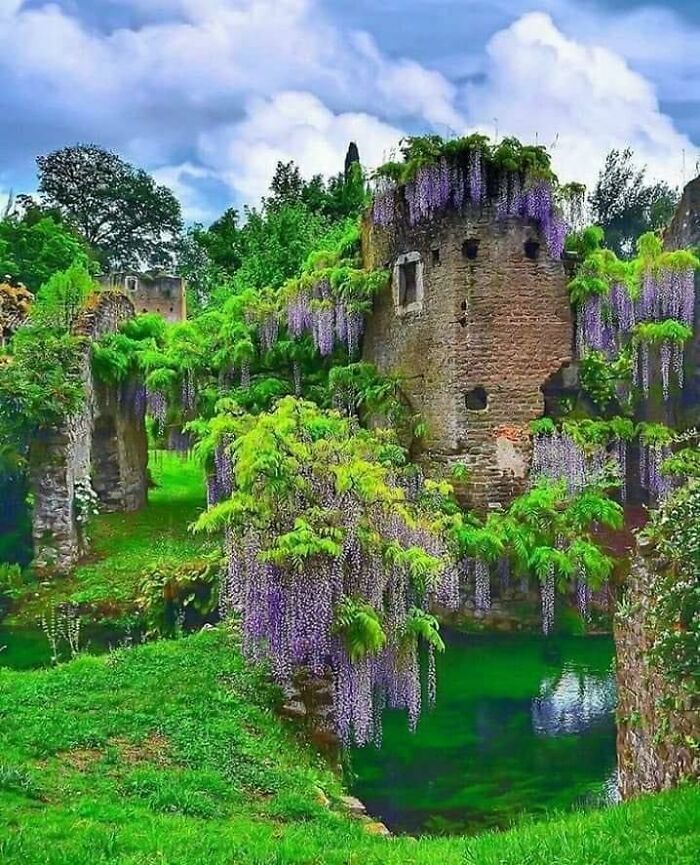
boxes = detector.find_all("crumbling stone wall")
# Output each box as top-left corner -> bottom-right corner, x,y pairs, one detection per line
615,543 -> 700,798
29,292 -> 148,572
362,205 -> 573,508
99,272 -> 186,323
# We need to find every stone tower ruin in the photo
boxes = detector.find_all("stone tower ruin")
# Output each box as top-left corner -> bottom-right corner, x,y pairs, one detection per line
362,198 -> 574,508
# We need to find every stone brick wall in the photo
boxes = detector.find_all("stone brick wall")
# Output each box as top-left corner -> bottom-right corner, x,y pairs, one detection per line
362,205 -> 573,508
615,543 -> 700,799
29,292 -> 148,573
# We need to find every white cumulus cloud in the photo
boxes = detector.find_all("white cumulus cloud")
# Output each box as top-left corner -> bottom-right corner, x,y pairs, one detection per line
198,91 -> 403,202
463,12 -> 693,191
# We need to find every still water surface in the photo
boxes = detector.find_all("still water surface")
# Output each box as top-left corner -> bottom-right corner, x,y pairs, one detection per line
350,631 -> 617,835
0,624 -> 132,670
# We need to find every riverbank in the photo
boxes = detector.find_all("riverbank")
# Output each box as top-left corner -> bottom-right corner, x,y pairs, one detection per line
1,626 -> 698,865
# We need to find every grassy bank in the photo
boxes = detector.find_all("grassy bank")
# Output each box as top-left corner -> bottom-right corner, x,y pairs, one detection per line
9,452 -> 212,626
0,627 -> 698,865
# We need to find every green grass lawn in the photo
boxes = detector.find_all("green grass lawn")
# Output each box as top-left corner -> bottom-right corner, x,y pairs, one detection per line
0,627 -> 698,865
10,452 -> 213,625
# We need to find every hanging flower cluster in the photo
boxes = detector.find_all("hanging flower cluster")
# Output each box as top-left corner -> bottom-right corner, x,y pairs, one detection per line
632,320 -> 693,401
530,424 -> 607,495
531,417 -> 679,507
282,280 -> 364,358
638,423 -> 676,504
370,135 -> 570,258
195,398 -> 458,746
570,233 -> 698,403
530,417 -> 647,505
146,388 -> 167,434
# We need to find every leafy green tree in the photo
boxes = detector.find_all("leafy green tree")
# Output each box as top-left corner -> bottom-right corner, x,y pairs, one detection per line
0,325 -> 85,437
0,211 -> 93,293
589,149 -> 679,257
34,145 -> 183,271
31,262 -> 96,331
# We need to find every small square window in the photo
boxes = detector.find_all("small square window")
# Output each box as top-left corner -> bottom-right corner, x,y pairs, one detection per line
524,239 -> 541,260
399,260 -> 418,307
431,248 -> 441,265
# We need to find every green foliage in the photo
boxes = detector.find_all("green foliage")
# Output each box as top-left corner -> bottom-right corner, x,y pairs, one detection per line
0,326 -> 85,434
334,597 -> 387,662
193,153 -> 368,309
567,246 -> 636,305
0,563 -> 25,601
374,134 -> 555,186
92,314 -> 167,385
384,543 -> 444,594
637,422 -> 675,448
633,320 -> 693,346
0,211 -> 94,293
589,148 -> 680,257
529,417 -> 557,437
194,399 -> 452,600
565,225 -> 605,259
644,477 -> 700,687
578,350 -> 633,411
477,479 -> 621,593
262,518 -> 343,569
31,261 -> 96,330
137,555 -> 222,638
405,607 -> 446,653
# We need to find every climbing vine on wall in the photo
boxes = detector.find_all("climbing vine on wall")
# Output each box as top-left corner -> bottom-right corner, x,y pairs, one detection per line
569,230 -> 698,404
642,439 -> 700,696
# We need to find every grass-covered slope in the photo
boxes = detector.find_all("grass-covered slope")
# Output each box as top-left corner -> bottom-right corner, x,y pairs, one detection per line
0,627 -> 698,865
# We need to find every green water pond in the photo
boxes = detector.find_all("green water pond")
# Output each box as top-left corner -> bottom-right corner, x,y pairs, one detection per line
0,624 -> 134,670
350,631 -> 618,836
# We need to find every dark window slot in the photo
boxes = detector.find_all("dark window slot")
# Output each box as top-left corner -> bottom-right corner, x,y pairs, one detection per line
399,261 -> 418,306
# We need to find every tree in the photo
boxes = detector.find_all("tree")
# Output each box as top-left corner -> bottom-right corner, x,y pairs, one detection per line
0,210 -> 93,293
31,261 -> 96,331
35,145 -> 183,271
589,149 -> 679,257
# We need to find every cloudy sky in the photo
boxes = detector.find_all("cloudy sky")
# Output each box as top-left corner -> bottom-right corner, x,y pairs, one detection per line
1,0 -> 699,222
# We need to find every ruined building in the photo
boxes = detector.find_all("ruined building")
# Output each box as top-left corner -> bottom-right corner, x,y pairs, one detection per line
362,193 -> 573,508
98,272 -> 187,323
29,292 -> 148,572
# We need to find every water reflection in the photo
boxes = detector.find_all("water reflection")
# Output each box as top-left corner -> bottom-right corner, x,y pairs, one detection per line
350,632 -> 618,836
531,669 -> 617,736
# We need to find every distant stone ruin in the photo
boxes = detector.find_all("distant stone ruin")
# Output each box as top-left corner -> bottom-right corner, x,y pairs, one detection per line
29,291 -> 148,572
98,272 -> 187,323
362,200 -> 573,508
